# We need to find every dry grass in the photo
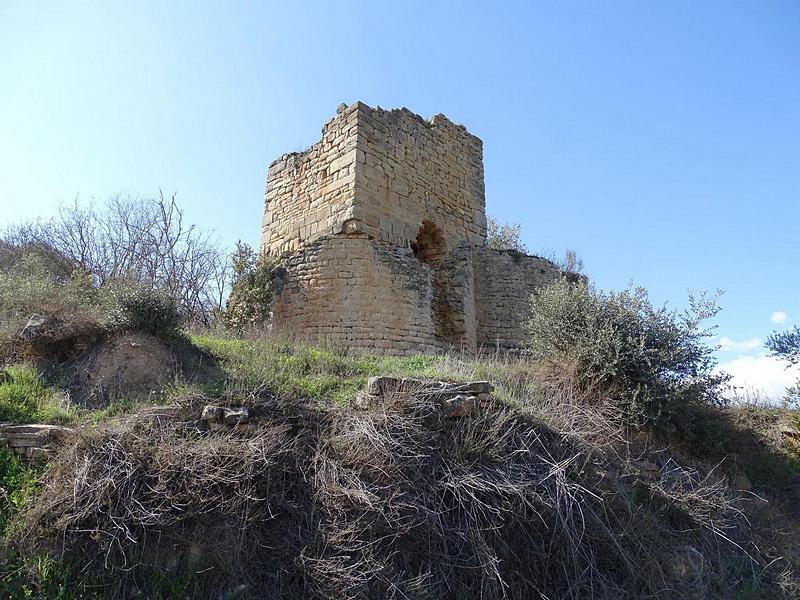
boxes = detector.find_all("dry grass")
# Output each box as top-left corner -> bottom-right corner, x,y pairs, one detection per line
10,376 -> 797,599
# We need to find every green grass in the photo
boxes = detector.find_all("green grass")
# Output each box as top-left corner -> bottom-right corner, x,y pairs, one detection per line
1,553 -> 109,599
191,334 -> 465,405
0,365 -> 77,425
0,448 -> 41,535
189,334 -> 558,408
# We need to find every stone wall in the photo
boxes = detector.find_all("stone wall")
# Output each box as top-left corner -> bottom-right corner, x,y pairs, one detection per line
474,249 -> 566,350
261,102 -> 487,257
261,102 -> 572,356
0,423 -> 73,462
270,236 -> 442,354
261,104 -> 361,256
349,104 -> 487,250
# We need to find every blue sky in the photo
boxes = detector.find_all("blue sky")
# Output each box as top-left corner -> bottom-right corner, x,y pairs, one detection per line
1,1 -> 798,396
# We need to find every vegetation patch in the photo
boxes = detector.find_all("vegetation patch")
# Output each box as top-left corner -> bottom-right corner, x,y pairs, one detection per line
0,365 -> 75,425
526,279 -> 728,431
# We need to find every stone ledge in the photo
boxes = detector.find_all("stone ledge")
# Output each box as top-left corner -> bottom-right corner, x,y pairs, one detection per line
0,423 -> 75,462
356,376 -> 494,418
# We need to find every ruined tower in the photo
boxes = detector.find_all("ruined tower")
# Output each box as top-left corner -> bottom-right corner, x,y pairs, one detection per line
261,102 -> 565,354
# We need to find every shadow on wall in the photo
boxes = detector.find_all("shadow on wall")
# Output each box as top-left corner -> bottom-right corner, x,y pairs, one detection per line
411,221 -> 459,347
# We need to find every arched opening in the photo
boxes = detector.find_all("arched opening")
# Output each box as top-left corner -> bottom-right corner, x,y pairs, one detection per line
411,220 -> 447,266
411,221 -> 454,346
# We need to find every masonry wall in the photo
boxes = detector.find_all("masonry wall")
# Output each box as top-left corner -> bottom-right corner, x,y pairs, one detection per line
271,236 -> 442,355
261,101 -> 571,356
474,249 -> 566,350
260,104 -> 361,256
350,104 -> 487,250
261,102 -> 488,257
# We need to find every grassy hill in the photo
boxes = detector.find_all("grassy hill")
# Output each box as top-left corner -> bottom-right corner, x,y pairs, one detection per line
0,332 -> 798,599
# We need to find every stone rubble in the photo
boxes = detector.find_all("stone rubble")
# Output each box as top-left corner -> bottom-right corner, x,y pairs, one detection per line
201,405 -> 252,431
356,376 -> 494,418
0,423 -> 74,462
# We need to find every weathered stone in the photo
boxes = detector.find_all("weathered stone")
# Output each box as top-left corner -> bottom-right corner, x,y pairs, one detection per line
353,392 -> 380,410
8,436 -> 44,448
201,405 -> 224,423
222,407 -> 250,425
440,395 -> 479,418
0,423 -> 73,462
26,447 -> 56,461
366,376 -> 398,396
0,424 -> 73,440
259,102 -> 575,356
357,378 -> 491,418
449,381 -> 493,395
18,314 -> 53,341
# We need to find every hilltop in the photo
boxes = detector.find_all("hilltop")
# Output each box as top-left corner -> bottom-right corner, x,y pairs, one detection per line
0,197 -> 799,599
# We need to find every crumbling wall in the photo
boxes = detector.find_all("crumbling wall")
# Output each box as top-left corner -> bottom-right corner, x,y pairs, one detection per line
474,249 -> 565,350
350,104 -> 487,249
261,104 -> 361,256
260,101 -> 572,356
440,242 -> 477,351
261,102 -> 487,257
271,236 -> 442,354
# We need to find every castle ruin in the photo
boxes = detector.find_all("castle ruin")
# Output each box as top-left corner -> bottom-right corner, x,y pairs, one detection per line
260,102 -> 567,354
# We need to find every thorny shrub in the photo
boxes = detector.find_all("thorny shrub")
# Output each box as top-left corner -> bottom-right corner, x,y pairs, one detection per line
526,278 -> 729,431
102,280 -> 182,339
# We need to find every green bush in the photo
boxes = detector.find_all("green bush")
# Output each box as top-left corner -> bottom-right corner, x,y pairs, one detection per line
0,251 -> 96,324
220,242 -> 280,331
0,448 -> 41,535
526,278 -> 728,430
102,281 -> 182,338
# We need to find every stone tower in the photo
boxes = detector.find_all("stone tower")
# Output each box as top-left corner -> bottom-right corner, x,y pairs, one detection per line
261,102 -> 566,354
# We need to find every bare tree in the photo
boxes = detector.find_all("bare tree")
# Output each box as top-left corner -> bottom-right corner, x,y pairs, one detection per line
561,249 -> 585,274
3,192 -> 227,323
486,215 -> 527,253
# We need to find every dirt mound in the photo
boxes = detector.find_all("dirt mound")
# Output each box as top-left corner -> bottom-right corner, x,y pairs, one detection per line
74,332 -> 177,407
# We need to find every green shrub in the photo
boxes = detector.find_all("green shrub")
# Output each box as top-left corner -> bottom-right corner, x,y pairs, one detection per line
103,281 -> 182,338
220,242 -> 280,331
526,278 -> 728,430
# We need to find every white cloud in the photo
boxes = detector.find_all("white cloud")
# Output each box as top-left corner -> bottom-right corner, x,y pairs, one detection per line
717,353 -> 800,402
717,336 -> 761,353
770,311 -> 787,324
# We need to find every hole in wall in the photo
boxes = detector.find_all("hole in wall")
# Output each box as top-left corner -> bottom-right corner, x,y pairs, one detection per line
411,221 -> 456,346
411,220 -> 447,266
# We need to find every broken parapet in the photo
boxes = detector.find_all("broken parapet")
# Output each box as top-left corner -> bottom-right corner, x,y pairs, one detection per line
355,376 -> 494,418
0,423 -> 74,462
